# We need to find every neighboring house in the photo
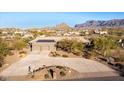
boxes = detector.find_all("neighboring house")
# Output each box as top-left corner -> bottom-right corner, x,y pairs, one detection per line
85,31 -> 90,35
119,39 -> 124,48
69,32 -> 80,35
99,31 -> 108,35
63,33 -> 70,36
63,32 -> 80,36
94,30 -> 108,35
14,31 -> 25,36
22,33 -> 34,38
94,30 -> 100,34
2,31 -> 8,35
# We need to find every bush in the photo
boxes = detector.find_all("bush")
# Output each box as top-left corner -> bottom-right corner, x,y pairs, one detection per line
19,50 -> 27,54
92,36 -> 118,57
13,39 -> 26,50
117,54 -> 124,62
0,40 -> 11,57
23,37 -> 33,44
56,66 -> 63,69
60,71 -> 66,77
55,39 -> 84,55
72,49 -> 82,56
44,74 -> 50,79
62,54 -> 68,57
50,51 -> 60,57
0,38 -> 11,67
0,55 -> 4,67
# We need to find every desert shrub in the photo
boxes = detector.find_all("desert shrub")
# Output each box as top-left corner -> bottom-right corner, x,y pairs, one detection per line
0,40 -> 11,57
8,51 -> 14,56
19,50 -> 27,54
55,52 -> 60,56
116,54 -> 124,62
62,54 -> 68,57
0,55 -> 4,67
60,71 -> 66,77
56,66 -> 66,71
72,49 -> 82,56
50,51 -> 60,57
92,36 -> 118,57
0,38 -> 11,67
56,39 -> 84,55
56,66 -> 63,69
23,37 -> 33,44
82,51 -> 91,59
13,39 -> 26,50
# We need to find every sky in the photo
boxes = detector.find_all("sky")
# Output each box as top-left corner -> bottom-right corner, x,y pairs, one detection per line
0,12 -> 124,28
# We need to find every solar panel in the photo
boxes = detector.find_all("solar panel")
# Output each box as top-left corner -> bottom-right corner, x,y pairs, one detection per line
36,39 -> 55,43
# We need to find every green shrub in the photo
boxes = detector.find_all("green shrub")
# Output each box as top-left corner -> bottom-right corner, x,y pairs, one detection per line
23,37 -> 33,44
56,39 -> 84,55
13,39 -> 26,50
0,39 -> 11,57
0,38 -> 11,67
92,36 -> 118,57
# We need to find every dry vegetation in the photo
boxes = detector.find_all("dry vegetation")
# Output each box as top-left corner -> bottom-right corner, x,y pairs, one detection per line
0,36 -> 32,71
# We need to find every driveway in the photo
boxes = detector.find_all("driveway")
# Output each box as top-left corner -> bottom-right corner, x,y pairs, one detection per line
0,50 -> 119,79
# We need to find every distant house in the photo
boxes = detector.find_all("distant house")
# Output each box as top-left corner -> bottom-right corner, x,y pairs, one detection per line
99,31 -> 108,35
2,31 -> 8,35
22,33 -> 34,38
94,30 -> 100,34
119,39 -> 124,48
63,32 -> 80,36
85,31 -> 90,35
69,32 -> 80,35
63,33 -> 70,36
94,30 -> 108,35
14,30 -> 25,36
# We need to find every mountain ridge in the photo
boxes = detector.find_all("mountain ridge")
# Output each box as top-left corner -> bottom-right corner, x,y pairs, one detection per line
75,19 -> 124,28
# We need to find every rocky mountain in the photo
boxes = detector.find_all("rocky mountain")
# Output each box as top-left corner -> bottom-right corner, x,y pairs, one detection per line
75,19 -> 124,29
55,23 -> 72,31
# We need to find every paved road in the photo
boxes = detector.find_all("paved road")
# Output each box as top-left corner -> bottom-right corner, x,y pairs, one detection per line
0,49 -> 119,80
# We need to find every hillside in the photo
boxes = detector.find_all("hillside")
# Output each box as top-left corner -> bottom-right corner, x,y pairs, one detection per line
75,19 -> 124,29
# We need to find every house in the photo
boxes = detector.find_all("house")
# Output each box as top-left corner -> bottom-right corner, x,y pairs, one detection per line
14,30 -> 25,36
2,31 -> 8,35
22,33 -> 34,38
69,32 -> 80,36
119,39 -> 124,48
94,30 -> 108,35
99,31 -> 108,35
63,33 -> 71,36
85,31 -> 90,35
94,29 -> 100,34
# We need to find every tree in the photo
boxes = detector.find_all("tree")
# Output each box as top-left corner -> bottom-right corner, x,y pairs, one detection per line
92,36 -> 118,57
0,38 -> 11,67
55,39 -> 84,55
13,39 -> 27,50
